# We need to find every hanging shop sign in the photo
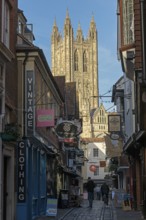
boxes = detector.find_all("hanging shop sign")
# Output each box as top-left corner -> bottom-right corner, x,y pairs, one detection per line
100,161 -> 106,167
17,140 -> 26,203
36,109 -> 54,127
108,115 -> 121,132
26,71 -> 34,136
104,135 -> 123,157
1,123 -> 20,141
55,121 -> 79,139
76,149 -> 84,157
110,132 -> 120,140
68,150 -> 76,159
89,165 -> 97,172
74,158 -> 84,166
68,150 -> 76,167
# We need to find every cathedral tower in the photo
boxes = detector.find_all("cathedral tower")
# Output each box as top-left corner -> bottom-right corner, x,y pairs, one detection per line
51,12 -> 99,137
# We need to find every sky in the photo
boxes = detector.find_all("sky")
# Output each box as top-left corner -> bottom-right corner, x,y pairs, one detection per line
18,0 -> 123,112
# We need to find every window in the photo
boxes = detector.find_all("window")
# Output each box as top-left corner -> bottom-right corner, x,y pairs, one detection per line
1,0 -> 10,47
93,148 -> 98,157
74,50 -> 78,71
122,0 -> 134,45
83,51 -> 88,72
94,166 -> 99,176
18,20 -> 23,34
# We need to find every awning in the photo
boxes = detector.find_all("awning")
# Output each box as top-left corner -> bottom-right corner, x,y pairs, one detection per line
28,135 -> 58,156
123,131 -> 146,155
123,135 -> 134,153
62,166 -> 80,177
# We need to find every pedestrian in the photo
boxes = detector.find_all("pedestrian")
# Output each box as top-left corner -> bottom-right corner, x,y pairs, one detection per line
86,177 -> 95,208
94,184 -> 101,200
101,182 -> 109,205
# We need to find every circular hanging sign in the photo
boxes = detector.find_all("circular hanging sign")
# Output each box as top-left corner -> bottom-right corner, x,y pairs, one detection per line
110,133 -> 120,140
89,165 -> 97,172
55,121 -> 78,138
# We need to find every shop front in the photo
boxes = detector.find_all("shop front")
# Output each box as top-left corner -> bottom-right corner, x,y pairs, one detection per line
16,135 -> 58,220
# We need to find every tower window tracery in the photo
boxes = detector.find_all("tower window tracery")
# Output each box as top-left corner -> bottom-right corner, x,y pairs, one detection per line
83,51 -> 88,72
74,49 -> 79,71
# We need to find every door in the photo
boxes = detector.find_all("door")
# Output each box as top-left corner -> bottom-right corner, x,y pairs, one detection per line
2,147 -> 15,220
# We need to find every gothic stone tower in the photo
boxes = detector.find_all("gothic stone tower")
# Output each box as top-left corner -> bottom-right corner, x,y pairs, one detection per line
51,11 -> 99,138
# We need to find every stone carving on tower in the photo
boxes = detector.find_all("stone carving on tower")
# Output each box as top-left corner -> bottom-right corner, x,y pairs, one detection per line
51,11 -> 99,138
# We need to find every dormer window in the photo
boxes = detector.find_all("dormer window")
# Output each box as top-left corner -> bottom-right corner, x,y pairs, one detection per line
18,20 -> 23,34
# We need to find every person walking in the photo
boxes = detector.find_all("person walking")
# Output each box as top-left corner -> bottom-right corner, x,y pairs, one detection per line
101,182 -> 110,205
86,177 -> 95,208
94,184 -> 101,200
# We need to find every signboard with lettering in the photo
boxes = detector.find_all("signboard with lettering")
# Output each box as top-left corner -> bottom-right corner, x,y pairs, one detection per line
108,115 -> 121,132
100,161 -> 106,167
26,71 -> 34,136
68,150 -> 76,167
46,198 -> 58,216
36,109 -> 54,127
104,135 -> 122,157
17,140 -> 26,203
55,121 -> 78,139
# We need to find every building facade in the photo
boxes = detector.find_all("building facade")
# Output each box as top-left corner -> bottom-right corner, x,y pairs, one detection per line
51,11 -> 112,186
0,0 -> 18,220
51,11 -> 99,138
81,138 -> 109,185
116,0 -> 146,217
16,9 -> 65,220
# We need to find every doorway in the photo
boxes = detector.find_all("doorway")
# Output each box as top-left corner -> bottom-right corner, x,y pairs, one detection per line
3,156 -> 8,220
2,146 -> 15,220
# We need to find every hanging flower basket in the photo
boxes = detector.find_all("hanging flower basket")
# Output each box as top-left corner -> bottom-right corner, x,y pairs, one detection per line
1,123 -> 20,141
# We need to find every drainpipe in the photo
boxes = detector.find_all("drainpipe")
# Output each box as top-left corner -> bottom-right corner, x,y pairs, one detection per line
140,1 -> 146,218
140,0 -> 146,83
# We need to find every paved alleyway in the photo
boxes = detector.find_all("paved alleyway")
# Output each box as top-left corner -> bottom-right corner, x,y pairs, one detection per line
60,200 -> 115,220
35,199 -> 142,220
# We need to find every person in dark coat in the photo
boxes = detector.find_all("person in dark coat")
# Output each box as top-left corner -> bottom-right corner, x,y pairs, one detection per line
86,177 -> 95,208
101,182 -> 110,205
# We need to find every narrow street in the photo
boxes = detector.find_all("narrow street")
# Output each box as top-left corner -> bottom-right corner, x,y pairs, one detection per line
61,200 -> 114,220
36,199 -> 142,220
1,1 -> 146,220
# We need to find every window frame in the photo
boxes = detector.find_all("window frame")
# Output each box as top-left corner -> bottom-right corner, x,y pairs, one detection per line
93,148 -> 99,157
94,166 -> 99,176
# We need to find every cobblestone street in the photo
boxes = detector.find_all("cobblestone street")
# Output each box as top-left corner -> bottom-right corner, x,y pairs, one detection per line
35,199 -> 142,220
